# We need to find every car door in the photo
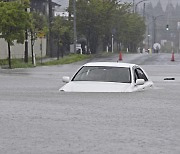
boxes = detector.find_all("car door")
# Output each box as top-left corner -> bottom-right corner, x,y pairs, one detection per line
133,67 -> 152,91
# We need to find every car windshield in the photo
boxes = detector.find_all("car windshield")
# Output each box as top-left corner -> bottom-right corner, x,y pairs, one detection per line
72,66 -> 131,83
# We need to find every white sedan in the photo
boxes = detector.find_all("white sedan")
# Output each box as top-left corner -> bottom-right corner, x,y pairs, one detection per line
59,62 -> 153,92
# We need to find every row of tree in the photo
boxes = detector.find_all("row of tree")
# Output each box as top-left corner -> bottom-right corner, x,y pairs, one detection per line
49,0 -> 146,56
52,0 -> 146,55
0,0 -> 52,68
0,0 -> 146,68
51,0 -> 146,55
0,0 -> 72,67
72,0 -> 146,54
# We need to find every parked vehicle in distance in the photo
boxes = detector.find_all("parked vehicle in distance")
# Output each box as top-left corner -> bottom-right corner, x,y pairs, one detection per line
59,62 -> 153,92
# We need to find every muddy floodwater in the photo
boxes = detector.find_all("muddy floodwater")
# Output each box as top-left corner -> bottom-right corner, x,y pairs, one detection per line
1,53 -> 180,154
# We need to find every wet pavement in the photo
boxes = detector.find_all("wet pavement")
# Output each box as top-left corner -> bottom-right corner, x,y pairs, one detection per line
0,53 -> 180,154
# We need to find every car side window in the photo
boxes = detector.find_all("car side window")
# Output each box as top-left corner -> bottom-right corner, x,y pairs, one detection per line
134,68 -> 148,81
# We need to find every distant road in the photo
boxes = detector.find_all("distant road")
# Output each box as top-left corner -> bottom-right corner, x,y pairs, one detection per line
88,53 -> 180,65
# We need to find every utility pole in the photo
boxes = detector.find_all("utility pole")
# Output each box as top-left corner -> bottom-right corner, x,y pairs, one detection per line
178,22 -> 180,53
73,0 -> 77,53
134,0 -> 148,14
143,3 -> 146,19
152,15 -> 164,52
24,8 -> 28,63
112,34 -> 114,53
133,0 -> 135,13
147,26 -> 150,50
48,0 -> 53,57
31,31 -> 34,65
152,15 -> 163,46
179,30 -> 180,53
153,16 -> 156,45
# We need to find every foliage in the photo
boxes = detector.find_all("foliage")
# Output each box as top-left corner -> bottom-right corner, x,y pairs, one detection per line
121,13 -> 146,52
68,0 -> 73,20
0,0 -> 31,45
31,12 -> 48,34
30,12 -> 48,51
105,2 -> 131,51
75,0 -> 146,53
51,16 -> 71,44
51,16 -> 72,58
76,0 -> 115,53
0,0 -> 31,68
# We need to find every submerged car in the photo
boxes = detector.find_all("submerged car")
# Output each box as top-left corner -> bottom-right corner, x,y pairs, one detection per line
59,62 -> 153,92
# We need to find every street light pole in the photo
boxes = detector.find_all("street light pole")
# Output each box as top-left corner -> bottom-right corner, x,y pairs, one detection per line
152,15 -> 163,45
143,3 -> 146,19
24,29 -> 28,63
134,0 -> 148,13
24,8 -> 28,63
151,15 -> 163,52
112,34 -> 114,53
48,0 -> 53,57
133,0 -> 135,13
177,22 -> 180,53
153,16 -> 156,45
73,0 -> 77,54
147,25 -> 150,50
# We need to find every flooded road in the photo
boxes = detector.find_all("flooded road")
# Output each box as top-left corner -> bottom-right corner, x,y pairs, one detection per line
0,53 -> 180,154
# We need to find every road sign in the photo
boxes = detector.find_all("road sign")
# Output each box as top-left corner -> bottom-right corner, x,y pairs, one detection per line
153,43 -> 161,50
37,31 -> 45,38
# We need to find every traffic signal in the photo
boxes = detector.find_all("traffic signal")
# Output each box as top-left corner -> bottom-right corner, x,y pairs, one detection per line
166,24 -> 169,30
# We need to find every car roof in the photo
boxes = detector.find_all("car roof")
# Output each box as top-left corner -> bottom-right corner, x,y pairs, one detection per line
83,62 -> 136,68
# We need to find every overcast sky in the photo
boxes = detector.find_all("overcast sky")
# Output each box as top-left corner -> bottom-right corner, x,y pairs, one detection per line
53,0 -> 68,10
53,0 -> 180,10
120,0 -> 179,9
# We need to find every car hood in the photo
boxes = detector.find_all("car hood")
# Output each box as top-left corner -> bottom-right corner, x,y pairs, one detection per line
59,81 -> 133,92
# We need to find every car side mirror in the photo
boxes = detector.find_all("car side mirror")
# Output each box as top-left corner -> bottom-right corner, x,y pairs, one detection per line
62,76 -> 70,83
136,79 -> 145,85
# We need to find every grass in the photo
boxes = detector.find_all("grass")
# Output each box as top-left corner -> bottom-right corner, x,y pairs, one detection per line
0,54 -> 92,69
0,58 -> 34,69
40,54 -> 92,66
0,59 -> 8,66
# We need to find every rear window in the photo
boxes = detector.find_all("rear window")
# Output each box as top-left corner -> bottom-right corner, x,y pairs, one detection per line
72,66 -> 131,83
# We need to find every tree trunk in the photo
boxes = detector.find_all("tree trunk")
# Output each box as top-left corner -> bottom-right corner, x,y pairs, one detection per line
90,36 -> 98,54
57,39 -> 60,60
8,42 -> 11,69
61,46 -> 64,58
24,30 -> 28,63
86,29 -> 90,54
31,31 -> 34,64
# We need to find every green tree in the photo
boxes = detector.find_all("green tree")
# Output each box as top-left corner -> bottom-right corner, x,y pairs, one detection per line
51,16 -> 72,59
76,0 -> 117,53
99,0 -> 119,51
0,0 -> 31,68
75,0 -> 146,53
121,13 -> 146,52
30,12 -> 48,64
31,12 -> 47,32
68,0 -> 73,21
99,2 -> 131,52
